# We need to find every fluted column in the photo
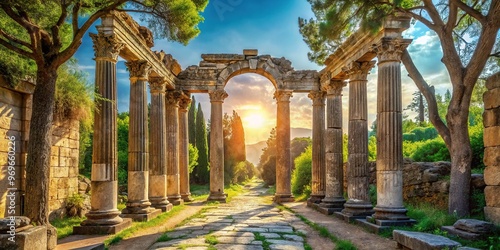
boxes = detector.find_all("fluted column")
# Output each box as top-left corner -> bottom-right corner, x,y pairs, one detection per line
80,34 -> 124,228
373,38 -> 412,221
122,60 -> 156,217
208,89 -> 228,202
308,91 -> 326,204
274,90 -> 294,203
179,94 -> 193,202
320,80 -> 346,212
148,77 -> 172,212
341,61 -> 376,217
166,91 -> 183,205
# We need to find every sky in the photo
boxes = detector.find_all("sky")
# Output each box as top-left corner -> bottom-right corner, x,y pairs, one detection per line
74,0 -> 453,144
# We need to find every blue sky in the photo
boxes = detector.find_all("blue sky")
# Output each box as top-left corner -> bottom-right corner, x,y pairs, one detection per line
74,1 -> 451,144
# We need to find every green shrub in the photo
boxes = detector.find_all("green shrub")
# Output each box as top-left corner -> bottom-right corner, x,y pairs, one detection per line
232,161 -> 256,184
411,138 -> 450,162
189,144 -> 199,173
292,146 -> 312,196
469,125 -> 484,170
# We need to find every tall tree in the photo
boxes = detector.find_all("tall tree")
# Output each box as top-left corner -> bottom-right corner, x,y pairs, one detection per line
0,0 -> 208,227
259,128 -> 277,186
229,110 -> 246,162
195,103 -> 209,184
405,91 -> 428,125
188,95 -> 197,145
300,0 -> 500,216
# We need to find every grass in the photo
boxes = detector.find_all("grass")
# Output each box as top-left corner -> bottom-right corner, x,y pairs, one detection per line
253,232 -> 271,250
204,234 -> 218,245
104,204 -> 186,246
276,205 -> 357,250
51,216 -> 86,239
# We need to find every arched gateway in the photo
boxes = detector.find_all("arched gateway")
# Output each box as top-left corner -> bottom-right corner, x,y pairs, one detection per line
74,11 -> 416,234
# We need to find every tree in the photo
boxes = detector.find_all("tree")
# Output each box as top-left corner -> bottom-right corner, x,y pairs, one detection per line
229,110 -> 246,162
194,103 -> 209,184
300,0 -> 500,216
188,96 -> 197,145
188,143 -> 199,174
259,128 -> 277,186
405,91 -> 427,124
0,0 -> 208,227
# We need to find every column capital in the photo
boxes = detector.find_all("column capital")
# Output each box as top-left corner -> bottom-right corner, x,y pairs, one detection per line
179,94 -> 192,112
342,61 -> 376,81
324,80 -> 347,96
274,90 -> 293,102
126,60 -> 151,81
208,89 -> 228,103
149,77 -> 167,94
372,38 -> 412,62
90,33 -> 124,62
166,90 -> 182,106
308,91 -> 326,106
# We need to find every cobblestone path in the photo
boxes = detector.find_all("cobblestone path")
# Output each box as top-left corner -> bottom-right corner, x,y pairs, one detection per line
149,183 -> 315,250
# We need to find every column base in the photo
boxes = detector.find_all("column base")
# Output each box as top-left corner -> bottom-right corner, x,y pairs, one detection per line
181,193 -> 194,202
83,209 -> 123,225
355,216 -> 416,234
121,209 -> 162,222
152,203 -> 173,213
168,197 -> 184,206
373,205 -> 410,220
150,197 -> 173,212
274,194 -> 295,204
317,197 -> 346,215
341,200 -> 374,217
307,195 -> 325,205
208,192 -> 227,203
74,218 -> 132,235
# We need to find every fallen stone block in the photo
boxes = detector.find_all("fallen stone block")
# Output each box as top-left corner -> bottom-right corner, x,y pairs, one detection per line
393,230 -> 461,250
453,219 -> 494,234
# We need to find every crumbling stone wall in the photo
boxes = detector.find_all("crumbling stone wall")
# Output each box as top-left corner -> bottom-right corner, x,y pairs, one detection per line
483,72 -> 500,225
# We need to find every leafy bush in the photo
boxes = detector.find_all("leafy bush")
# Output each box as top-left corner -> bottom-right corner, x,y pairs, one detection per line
232,161 -> 256,184
469,125 -> 484,170
292,146 -> 312,196
403,127 -> 438,142
260,155 -> 276,186
188,143 -> 198,173
411,138 -> 450,162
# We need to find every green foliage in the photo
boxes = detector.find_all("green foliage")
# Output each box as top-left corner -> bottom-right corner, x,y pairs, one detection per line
406,203 -> 457,232
51,216 -> 85,239
368,135 -> 377,161
66,193 -> 85,210
223,111 -> 247,184
194,103 -> 209,184
259,128 -> 277,186
204,235 -> 218,245
292,146 -> 312,196
469,125 -> 485,170
188,143 -> 198,174
117,112 -> 130,186
470,189 -> 486,218
411,137 -> 450,162
231,161 -> 256,184
403,127 -> 439,142
188,96 -> 197,145
368,184 -> 377,206
291,137 -> 312,170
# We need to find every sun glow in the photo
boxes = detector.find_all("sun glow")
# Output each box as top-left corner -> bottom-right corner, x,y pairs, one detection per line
243,113 -> 266,129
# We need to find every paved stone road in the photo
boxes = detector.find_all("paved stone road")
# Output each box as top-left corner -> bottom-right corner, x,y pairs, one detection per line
149,184 -> 310,250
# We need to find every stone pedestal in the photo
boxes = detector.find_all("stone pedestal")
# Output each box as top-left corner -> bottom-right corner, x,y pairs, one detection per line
77,33 -> 127,233
274,90 -> 294,203
483,72 -> 500,225
179,94 -> 194,202
166,91 -> 183,205
121,60 -> 159,221
371,38 -> 413,226
308,91 -> 326,206
319,80 -> 346,214
148,77 -> 173,212
208,90 -> 228,202
340,61 -> 375,220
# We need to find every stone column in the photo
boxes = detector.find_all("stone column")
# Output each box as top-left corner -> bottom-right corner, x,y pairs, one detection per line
341,61 -> 376,218
166,91 -> 183,205
76,34 -> 130,234
179,94 -> 193,202
319,80 -> 346,214
274,90 -> 294,203
208,89 -> 228,202
122,60 -> 159,221
308,91 -> 326,205
372,38 -> 412,222
484,72 -> 500,225
148,77 -> 172,212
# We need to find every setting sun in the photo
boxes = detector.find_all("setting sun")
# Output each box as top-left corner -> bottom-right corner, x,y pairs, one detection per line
243,113 -> 266,128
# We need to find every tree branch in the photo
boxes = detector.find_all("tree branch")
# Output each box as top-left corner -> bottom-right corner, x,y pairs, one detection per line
446,1 -> 458,33
0,29 -> 33,50
422,0 -> 445,27
72,2 -> 81,37
450,0 -> 486,24
401,50 -> 451,148
0,4 -> 36,31
0,37 -> 34,58
397,7 -> 436,30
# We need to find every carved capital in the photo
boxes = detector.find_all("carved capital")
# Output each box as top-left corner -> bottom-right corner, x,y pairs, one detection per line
324,80 -> 346,96
342,61 -> 376,81
126,60 -> 151,80
372,38 -> 412,62
179,94 -> 192,111
148,77 -> 167,94
208,89 -> 228,102
274,90 -> 293,102
90,33 -> 124,61
166,90 -> 182,106
308,91 -> 326,106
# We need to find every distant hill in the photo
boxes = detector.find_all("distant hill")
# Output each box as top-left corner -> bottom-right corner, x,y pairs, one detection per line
245,128 -> 312,166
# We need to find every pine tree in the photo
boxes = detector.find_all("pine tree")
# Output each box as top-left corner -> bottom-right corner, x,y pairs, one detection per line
195,103 -> 210,184
230,110 -> 246,162
188,96 -> 197,145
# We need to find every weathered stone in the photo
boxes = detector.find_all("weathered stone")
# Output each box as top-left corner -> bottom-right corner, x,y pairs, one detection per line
0,225 -> 47,250
244,49 -> 258,56
483,107 -> 500,128
260,233 -> 281,239
484,88 -> 500,109
471,174 -> 486,189
484,126 -> 500,147
0,216 -> 30,232
484,206 -> 500,225
484,147 -> 500,168
453,219 -> 494,234
486,72 -> 500,90
282,234 -> 304,242
484,166 -> 500,186
217,236 -> 255,244
393,230 -> 461,250
441,226 -> 481,240
485,186 -> 500,207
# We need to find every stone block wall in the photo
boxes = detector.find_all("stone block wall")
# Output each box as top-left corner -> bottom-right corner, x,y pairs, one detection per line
484,72 -> 500,225
0,78 -> 80,219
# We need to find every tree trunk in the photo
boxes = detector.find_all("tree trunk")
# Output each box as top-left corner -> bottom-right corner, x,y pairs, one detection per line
24,68 -> 57,225
447,110 -> 472,217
